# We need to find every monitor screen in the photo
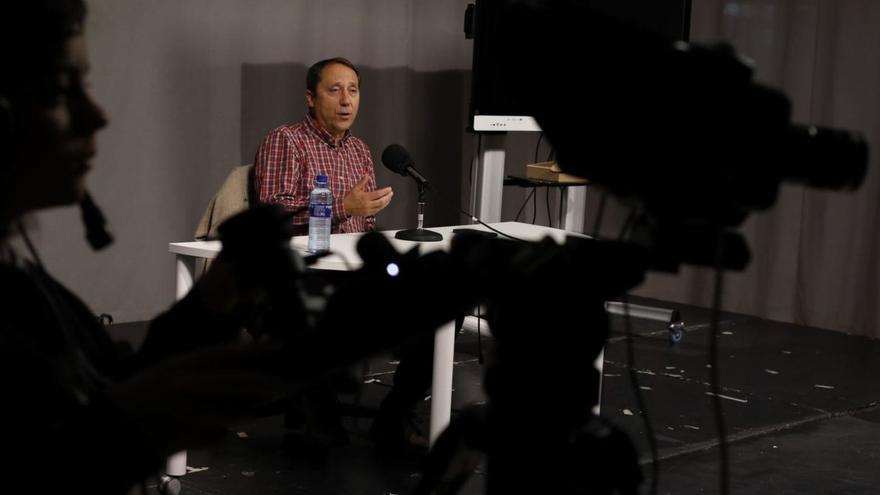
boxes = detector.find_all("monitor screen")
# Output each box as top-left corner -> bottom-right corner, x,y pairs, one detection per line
467,0 -> 692,132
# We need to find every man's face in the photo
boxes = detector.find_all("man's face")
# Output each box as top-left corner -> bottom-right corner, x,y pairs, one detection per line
306,63 -> 360,140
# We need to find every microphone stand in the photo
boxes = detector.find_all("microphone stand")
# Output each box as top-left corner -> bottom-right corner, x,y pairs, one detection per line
395,181 -> 442,242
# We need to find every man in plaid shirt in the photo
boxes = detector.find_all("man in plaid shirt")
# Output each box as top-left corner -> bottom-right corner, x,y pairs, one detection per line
254,57 -> 393,236
254,58 -> 428,454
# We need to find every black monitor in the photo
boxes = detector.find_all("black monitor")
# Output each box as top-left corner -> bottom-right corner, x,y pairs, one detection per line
467,0 -> 692,132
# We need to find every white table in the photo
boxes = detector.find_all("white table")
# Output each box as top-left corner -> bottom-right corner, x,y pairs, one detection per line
167,221 -> 574,470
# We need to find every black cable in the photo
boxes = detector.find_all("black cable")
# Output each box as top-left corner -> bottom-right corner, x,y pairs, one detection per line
330,251 -> 354,271
617,212 -> 660,495
16,220 -> 45,268
592,191 -> 608,239
618,209 -> 637,242
557,186 -> 565,228
476,306 -> 484,365
16,221 -> 108,391
534,132 -> 543,164
621,292 -> 660,495
545,187 -> 552,228
514,188 -> 536,222
710,229 -> 730,495
303,250 -> 353,271
531,187 -> 538,224
458,210 -> 525,241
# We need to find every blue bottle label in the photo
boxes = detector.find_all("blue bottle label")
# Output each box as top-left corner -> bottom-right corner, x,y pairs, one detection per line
310,204 -> 332,218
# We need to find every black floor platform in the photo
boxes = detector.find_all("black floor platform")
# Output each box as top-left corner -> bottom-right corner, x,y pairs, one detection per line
113,296 -> 880,494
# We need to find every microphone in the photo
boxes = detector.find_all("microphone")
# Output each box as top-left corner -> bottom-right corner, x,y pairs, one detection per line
381,144 -> 442,242
381,144 -> 430,189
80,192 -> 113,250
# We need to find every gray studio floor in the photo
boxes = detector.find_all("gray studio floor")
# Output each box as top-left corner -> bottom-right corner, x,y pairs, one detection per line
110,295 -> 880,494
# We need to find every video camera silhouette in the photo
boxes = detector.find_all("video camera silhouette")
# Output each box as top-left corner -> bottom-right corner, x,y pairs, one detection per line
489,0 -> 867,269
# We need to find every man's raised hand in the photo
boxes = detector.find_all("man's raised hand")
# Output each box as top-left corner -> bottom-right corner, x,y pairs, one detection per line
343,176 -> 393,216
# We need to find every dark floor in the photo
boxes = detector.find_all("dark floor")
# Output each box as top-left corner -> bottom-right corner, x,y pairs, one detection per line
111,296 -> 880,494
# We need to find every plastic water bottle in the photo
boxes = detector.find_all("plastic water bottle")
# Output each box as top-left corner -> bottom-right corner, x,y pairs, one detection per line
308,175 -> 332,253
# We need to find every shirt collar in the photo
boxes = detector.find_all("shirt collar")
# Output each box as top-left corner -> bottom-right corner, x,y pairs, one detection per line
305,114 -> 351,148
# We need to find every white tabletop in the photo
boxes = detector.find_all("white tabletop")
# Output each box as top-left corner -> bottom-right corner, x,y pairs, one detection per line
168,221 -> 576,271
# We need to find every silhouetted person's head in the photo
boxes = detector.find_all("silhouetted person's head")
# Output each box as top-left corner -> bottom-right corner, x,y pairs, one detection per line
0,0 -> 107,224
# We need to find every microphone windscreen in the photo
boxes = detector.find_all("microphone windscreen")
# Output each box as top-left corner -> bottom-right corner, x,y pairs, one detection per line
381,144 -> 412,176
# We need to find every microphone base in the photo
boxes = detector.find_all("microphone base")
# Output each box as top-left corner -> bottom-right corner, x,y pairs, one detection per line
395,228 -> 443,242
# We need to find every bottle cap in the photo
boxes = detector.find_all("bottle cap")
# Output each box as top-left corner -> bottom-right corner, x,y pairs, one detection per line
316,174 -> 328,183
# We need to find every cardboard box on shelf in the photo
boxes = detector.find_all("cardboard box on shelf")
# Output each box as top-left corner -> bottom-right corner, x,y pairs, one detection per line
525,161 -> 589,184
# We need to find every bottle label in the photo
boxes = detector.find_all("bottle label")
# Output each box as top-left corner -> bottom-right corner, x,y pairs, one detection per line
309,204 -> 332,218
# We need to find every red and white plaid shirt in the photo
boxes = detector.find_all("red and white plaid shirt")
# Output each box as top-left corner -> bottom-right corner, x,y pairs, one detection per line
254,115 -> 377,235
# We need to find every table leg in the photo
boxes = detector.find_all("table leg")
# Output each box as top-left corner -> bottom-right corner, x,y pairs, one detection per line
165,451 -> 187,478
165,255 -> 197,478
175,255 -> 195,300
429,320 -> 457,447
594,348 -> 604,416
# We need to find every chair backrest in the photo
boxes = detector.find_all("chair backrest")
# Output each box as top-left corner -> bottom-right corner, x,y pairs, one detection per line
193,164 -> 254,276
195,164 -> 254,241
